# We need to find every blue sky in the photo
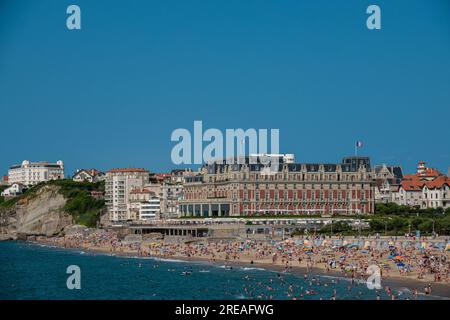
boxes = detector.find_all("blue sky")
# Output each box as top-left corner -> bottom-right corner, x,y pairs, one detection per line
0,0 -> 449,176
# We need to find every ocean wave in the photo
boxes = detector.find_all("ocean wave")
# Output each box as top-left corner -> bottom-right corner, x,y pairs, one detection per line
28,241 -> 61,250
149,257 -> 187,264
397,287 -> 411,293
240,267 -> 266,271
112,254 -> 187,264
318,274 -> 365,285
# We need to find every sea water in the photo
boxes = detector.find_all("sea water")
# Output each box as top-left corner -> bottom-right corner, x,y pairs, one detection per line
0,241 -> 438,300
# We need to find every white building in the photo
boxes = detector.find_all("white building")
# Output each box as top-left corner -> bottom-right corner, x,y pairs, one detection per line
374,164 -> 403,203
139,197 -> 161,220
128,188 -> 153,220
127,188 -> 162,221
168,169 -> 195,184
396,183 -> 423,207
8,160 -> 64,186
421,176 -> 449,209
161,184 -> 184,218
391,161 -> 449,209
1,183 -> 27,197
73,169 -> 105,183
105,168 -> 150,222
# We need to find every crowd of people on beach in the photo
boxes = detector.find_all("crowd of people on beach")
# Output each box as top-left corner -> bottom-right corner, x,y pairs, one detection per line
40,230 -> 450,299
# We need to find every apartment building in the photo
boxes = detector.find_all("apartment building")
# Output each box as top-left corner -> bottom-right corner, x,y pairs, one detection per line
161,184 -> 183,218
128,188 -> 161,220
105,168 -> 150,222
140,197 -> 161,220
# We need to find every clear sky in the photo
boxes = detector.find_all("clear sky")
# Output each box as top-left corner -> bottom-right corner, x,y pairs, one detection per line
1,0 -> 449,176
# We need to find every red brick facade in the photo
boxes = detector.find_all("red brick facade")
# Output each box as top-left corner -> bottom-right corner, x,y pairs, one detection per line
180,157 -> 376,217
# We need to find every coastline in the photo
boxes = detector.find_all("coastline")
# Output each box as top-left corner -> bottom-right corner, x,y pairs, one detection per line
28,239 -> 450,299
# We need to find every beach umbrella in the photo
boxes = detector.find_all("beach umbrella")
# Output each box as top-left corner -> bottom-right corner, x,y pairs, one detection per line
364,241 -> 371,248
397,262 -> 405,267
444,243 -> 450,251
394,255 -> 403,260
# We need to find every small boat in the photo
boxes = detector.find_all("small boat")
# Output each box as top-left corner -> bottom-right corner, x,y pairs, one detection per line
181,271 -> 192,276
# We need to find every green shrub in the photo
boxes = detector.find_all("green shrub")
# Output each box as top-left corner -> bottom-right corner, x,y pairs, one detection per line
319,221 -> 352,234
58,180 -> 105,228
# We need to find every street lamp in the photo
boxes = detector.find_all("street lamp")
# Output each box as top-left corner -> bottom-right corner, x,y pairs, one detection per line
358,218 -> 362,238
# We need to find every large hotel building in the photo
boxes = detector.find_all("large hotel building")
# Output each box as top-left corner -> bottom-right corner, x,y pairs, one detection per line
8,160 -> 64,186
180,155 -> 375,217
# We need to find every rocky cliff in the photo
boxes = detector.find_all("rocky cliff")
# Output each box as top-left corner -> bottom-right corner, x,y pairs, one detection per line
0,185 -> 73,240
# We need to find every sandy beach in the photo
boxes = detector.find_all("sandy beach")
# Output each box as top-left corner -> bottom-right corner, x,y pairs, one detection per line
30,228 -> 450,299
